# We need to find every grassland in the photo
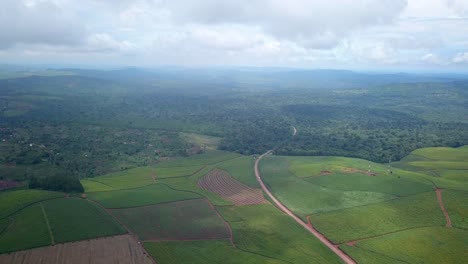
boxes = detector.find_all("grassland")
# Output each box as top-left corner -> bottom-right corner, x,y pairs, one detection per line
42,198 -> 126,243
154,165 -> 203,179
259,156 -> 395,218
180,132 -> 221,150
156,150 -> 241,168
309,191 -> 445,243
111,199 -> 229,241
0,204 -> 51,253
145,240 -> 283,264
340,245 -> 406,264
0,189 -> 64,219
349,227 -> 468,264
86,184 -> 201,208
443,190 -> 468,229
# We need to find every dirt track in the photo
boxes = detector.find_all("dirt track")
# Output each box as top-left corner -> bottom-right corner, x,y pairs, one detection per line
435,188 -> 452,227
254,151 -> 356,264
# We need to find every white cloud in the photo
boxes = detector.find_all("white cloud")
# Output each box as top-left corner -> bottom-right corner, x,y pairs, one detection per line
453,52 -> 468,63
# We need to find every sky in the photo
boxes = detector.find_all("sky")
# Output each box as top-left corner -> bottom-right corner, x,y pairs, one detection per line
1,0 -> 468,71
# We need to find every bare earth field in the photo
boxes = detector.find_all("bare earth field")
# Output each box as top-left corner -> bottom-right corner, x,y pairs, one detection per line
198,169 -> 267,206
0,234 -> 153,264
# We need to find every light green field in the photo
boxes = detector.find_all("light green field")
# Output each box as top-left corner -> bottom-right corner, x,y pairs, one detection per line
305,172 -> 433,196
43,198 -> 126,243
0,204 -> 50,253
340,244 -> 406,264
436,170 -> 468,181
214,156 -> 259,187
145,240 -> 283,264
111,199 -> 229,241
81,166 -> 155,192
87,184 -> 201,208
443,190 -> 468,229
410,147 -> 468,161
218,204 -> 342,263
309,191 -> 446,243
154,165 -> 203,179
352,227 -> 468,264
260,156 -> 395,218
0,189 -> 64,219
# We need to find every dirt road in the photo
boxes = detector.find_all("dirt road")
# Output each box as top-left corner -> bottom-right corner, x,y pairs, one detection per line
254,151 -> 356,264
435,188 -> 452,228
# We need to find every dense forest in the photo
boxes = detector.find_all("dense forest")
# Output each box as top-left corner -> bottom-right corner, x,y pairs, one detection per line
1,68 -> 467,185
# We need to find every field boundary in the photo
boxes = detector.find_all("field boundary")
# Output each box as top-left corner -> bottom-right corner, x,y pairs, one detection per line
205,198 -> 235,247
255,151 -> 356,264
86,199 -> 157,264
351,244 -> 411,264
0,195 -> 65,221
40,202 -> 55,245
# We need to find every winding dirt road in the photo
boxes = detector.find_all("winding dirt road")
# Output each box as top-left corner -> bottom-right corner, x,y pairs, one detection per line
254,151 -> 356,264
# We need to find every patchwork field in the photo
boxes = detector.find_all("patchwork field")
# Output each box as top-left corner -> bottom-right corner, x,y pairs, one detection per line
198,169 -> 267,206
0,234 -> 153,264
87,184 -> 201,208
0,189 -> 64,219
111,199 -> 230,241
81,166 -> 155,192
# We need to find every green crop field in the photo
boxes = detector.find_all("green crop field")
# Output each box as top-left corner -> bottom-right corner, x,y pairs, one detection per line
305,172 -> 433,196
260,156 -> 395,218
87,184 -> 201,208
341,244 -> 406,264
0,189 -> 64,219
0,204 -> 51,253
81,166 -> 155,192
410,147 -> 468,161
218,204 -> 342,263
154,165 -> 203,179
350,227 -> 468,264
309,191 -> 446,243
42,198 -> 126,243
214,156 -> 259,187
111,199 -> 229,241
145,240 -> 283,264
443,190 -> 468,229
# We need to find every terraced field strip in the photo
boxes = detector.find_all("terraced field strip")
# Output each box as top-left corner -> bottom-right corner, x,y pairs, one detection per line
198,169 -> 267,206
40,202 -> 55,245
436,188 -> 452,227
255,151 -> 356,264
0,234 -> 154,264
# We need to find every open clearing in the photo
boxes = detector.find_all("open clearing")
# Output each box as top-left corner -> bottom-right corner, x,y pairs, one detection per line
0,234 -> 153,264
198,169 -> 267,206
111,199 -> 230,241
87,184 -> 201,208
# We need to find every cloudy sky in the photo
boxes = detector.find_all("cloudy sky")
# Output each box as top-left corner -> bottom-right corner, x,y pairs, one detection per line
1,0 -> 468,71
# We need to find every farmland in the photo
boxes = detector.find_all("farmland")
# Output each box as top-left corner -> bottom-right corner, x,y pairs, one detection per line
0,234 -> 154,264
198,169 -> 267,206
111,199 -> 230,241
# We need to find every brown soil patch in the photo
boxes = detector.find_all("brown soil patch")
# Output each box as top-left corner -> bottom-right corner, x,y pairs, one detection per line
320,170 -> 333,175
198,169 -> 267,206
436,188 -> 452,228
0,181 -> 21,191
342,167 -> 377,176
0,234 -> 154,264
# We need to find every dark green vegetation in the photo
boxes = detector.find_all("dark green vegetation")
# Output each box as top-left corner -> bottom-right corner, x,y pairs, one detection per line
259,146 -> 468,263
29,174 -> 84,193
1,69 -> 467,185
0,189 -> 63,219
